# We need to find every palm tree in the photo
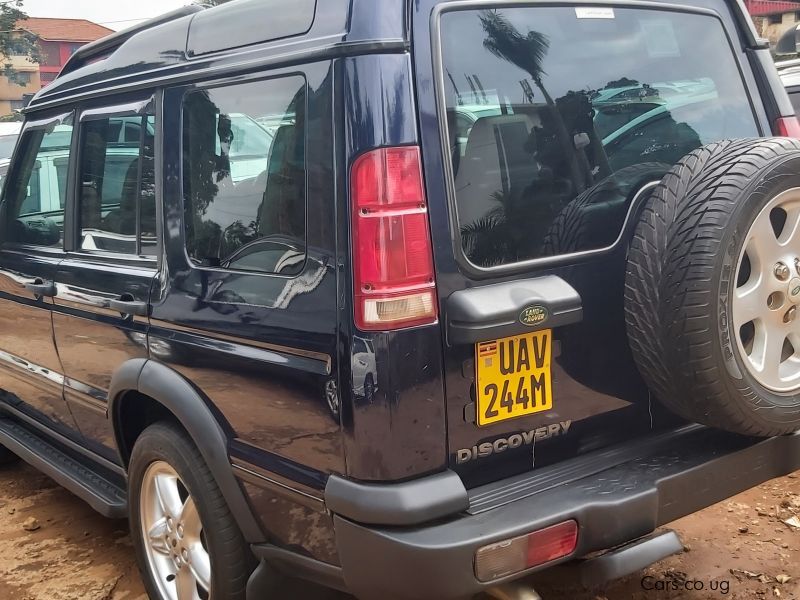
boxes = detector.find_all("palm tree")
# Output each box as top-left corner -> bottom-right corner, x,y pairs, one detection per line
478,10 -> 586,193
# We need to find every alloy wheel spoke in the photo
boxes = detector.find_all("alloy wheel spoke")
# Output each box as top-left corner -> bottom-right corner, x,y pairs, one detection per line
188,545 -> 211,593
745,214 -> 780,266
779,206 -> 800,247
179,497 -> 202,541
754,326 -> 785,382
733,279 -> 765,328
175,567 -> 200,600
154,473 -> 184,518
147,517 -> 172,556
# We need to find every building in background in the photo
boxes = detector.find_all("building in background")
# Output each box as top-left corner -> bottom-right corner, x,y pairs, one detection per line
0,18 -> 112,117
745,0 -> 800,46
0,53 -> 39,116
18,18 -> 113,88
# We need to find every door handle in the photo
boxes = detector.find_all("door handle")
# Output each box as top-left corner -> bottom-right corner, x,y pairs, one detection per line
108,298 -> 149,317
24,279 -> 56,297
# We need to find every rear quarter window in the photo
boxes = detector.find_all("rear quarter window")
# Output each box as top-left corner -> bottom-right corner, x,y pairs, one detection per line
438,6 -> 759,268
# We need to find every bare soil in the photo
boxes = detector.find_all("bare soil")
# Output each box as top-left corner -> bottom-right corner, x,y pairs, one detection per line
0,461 -> 797,600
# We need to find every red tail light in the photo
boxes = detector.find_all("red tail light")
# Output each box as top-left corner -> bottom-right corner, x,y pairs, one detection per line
775,116 -> 800,138
351,146 -> 437,331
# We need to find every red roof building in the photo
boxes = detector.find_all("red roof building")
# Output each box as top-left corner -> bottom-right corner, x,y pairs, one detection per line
18,18 -> 113,87
744,0 -> 800,16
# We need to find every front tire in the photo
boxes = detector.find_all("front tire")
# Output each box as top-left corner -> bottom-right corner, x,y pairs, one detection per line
129,422 -> 252,600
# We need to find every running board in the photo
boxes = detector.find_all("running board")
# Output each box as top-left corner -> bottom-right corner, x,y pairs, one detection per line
0,417 -> 127,518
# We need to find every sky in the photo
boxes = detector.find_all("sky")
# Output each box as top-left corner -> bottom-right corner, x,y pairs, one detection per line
21,0 -> 193,30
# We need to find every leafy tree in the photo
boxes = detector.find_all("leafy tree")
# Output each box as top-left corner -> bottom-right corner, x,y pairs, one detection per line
0,1 -> 40,86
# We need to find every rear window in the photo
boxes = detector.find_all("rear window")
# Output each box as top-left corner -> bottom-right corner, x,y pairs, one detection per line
439,6 -> 760,268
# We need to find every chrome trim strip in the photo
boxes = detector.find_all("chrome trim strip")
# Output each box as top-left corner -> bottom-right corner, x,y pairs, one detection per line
0,349 -> 64,387
232,462 -> 326,510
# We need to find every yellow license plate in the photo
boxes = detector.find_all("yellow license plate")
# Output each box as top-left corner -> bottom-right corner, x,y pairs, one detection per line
475,329 -> 552,427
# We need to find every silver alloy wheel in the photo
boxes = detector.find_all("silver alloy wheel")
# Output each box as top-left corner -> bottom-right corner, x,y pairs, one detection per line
733,187 -> 800,393
140,461 -> 211,600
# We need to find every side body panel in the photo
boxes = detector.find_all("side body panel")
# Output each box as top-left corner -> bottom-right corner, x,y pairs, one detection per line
339,53 -> 449,482
0,248 -> 75,436
152,60 -> 342,563
53,257 -> 155,462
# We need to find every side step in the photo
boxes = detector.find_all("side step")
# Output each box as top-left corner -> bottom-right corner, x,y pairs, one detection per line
0,417 -> 127,518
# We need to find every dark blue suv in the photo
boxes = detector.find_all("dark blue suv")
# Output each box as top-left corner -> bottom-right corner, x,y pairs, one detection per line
0,1 -> 799,599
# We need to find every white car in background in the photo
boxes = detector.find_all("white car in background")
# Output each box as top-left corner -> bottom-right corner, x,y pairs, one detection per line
0,122 -> 23,187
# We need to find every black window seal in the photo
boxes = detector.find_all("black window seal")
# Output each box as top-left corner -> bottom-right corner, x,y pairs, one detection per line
430,0 -> 765,279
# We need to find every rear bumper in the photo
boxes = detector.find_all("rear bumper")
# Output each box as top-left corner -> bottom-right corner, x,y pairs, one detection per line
332,426 -> 800,600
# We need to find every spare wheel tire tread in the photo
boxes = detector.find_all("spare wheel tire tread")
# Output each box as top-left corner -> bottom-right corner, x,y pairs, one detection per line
624,141 -> 743,417
627,137 -> 800,436
660,137 -> 800,435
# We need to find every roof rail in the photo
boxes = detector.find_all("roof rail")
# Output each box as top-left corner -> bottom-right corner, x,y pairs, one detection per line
58,5 -> 204,79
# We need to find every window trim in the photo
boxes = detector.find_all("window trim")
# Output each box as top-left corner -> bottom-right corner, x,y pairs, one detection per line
0,109 -> 74,253
430,0 -> 765,278
69,96 -> 159,265
177,71 -> 310,280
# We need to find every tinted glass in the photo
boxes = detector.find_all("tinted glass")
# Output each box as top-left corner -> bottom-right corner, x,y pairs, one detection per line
78,114 -> 156,255
183,76 -> 306,275
4,115 -> 73,247
440,7 -> 759,267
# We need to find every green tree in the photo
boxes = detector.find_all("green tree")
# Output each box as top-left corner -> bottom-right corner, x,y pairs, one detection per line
0,1 -> 40,86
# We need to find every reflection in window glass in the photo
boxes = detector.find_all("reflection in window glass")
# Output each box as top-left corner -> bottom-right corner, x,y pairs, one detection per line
4,115 -> 73,247
440,8 -> 759,267
183,76 -> 306,275
78,114 -> 156,255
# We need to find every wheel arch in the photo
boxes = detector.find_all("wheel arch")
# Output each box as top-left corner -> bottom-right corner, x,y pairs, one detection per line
108,358 -> 265,543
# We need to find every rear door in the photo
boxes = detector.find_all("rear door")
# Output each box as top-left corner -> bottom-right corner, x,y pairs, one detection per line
0,112 -> 78,438
415,1 -> 769,485
52,97 -> 158,461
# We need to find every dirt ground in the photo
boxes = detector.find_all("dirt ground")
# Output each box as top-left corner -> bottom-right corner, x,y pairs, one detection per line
0,461 -> 797,600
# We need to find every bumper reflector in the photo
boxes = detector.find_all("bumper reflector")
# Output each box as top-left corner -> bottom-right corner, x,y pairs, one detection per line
474,520 -> 579,582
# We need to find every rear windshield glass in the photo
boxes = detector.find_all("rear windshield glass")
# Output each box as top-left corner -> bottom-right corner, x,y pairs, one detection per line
439,7 -> 759,267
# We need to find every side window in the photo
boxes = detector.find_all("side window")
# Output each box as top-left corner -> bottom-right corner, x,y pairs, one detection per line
78,113 -> 156,256
4,114 -> 73,248
182,75 -> 306,275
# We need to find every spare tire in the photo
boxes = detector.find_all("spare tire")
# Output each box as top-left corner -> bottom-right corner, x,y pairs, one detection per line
625,138 -> 800,436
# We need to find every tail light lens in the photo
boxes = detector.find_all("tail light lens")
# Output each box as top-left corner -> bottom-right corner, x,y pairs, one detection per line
351,146 -> 437,331
775,116 -> 800,138
474,520 -> 579,582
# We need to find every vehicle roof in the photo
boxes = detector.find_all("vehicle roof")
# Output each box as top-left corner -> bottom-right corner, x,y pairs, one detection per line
27,0 -> 408,113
